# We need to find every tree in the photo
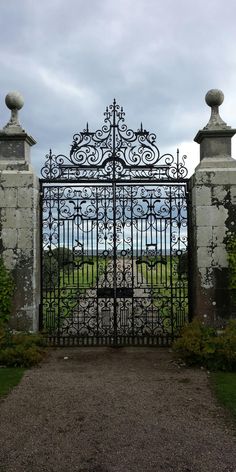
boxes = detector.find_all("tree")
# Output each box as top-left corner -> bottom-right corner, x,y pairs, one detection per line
42,247 -> 73,288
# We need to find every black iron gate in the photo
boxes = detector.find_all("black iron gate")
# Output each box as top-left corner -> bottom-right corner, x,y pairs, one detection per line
40,101 -> 189,346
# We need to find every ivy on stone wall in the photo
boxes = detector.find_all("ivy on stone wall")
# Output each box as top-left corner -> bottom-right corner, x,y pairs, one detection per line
0,259 -> 15,325
225,234 -> 236,313
226,234 -> 236,289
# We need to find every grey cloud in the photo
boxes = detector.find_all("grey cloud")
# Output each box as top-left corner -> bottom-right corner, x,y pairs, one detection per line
0,0 -> 236,176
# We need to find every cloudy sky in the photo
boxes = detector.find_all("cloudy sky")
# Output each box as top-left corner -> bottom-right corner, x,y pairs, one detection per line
0,0 -> 236,177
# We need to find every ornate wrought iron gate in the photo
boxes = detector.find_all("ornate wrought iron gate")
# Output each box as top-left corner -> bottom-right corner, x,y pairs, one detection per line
40,101 -> 189,346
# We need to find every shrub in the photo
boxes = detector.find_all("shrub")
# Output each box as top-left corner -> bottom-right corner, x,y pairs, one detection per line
0,258 -> 47,368
0,258 -> 15,325
0,344 -> 45,368
214,320 -> 236,371
173,318 -> 236,371
0,330 -> 47,367
10,332 -> 46,348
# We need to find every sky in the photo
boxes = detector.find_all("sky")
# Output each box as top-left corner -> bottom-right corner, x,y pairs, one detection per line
0,0 -> 236,177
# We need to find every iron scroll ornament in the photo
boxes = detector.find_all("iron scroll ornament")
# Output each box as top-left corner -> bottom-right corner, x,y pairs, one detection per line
41,100 -> 188,182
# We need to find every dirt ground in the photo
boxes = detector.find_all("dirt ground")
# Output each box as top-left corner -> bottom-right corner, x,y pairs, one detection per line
0,347 -> 235,472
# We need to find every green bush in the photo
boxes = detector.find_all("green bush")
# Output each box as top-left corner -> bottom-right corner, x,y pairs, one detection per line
0,258 -> 47,368
10,332 -> 46,348
0,258 -> 15,325
173,318 -> 236,371
0,344 -> 45,367
0,330 -> 47,367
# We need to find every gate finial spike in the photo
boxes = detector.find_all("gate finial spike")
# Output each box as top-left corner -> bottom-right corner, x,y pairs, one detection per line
86,122 -> 89,132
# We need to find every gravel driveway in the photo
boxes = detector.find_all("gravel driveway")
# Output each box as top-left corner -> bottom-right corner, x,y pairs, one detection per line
0,347 -> 235,472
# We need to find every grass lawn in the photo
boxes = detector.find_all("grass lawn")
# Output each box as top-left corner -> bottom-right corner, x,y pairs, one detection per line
0,368 -> 25,398
211,372 -> 236,420
42,257 -> 106,330
137,256 -> 188,331
137,255 -> 187,286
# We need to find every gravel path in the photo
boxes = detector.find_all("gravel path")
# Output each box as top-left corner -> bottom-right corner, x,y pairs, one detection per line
0,348 -> 236,472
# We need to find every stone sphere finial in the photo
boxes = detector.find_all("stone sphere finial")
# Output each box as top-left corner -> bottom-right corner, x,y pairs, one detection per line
204,89 -> 228,130
205,89 -> 224,108
3,91 -> 24,131
5,91 -> 24,111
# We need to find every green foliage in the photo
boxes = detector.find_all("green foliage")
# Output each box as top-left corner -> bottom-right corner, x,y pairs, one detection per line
225,234 -> 236,313
0,367 -> 25,397
226,234 -> 236,290
10,332 -> 46,347
0,329 -> 47,368
173,318 -> 236,371
0,258 -> 15,325
0,345 -> 45,368
43,247 -> 73,287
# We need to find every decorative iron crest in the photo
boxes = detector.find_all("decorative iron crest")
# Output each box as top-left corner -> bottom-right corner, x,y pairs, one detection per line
41,100 -> 188,181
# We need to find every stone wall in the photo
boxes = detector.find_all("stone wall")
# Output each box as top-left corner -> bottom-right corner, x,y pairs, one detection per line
0,170 -> 40,330
190,89 -> 236,325
0,92 -> 40,331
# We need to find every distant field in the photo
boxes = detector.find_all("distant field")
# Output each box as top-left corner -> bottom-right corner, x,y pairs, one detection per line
136,256 -> 188,300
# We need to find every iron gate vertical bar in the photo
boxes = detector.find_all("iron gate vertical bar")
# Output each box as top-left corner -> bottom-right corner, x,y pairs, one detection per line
186,180 -> 193,322
169,187 -> 174,338
112,104 -> 118,346
131,185 -> 134,339
39,182 -> 44,331
96,185 -> 99,338
57,186 -> 61,339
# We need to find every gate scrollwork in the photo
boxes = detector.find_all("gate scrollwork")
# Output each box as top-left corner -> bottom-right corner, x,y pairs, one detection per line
40,101 -> 189,346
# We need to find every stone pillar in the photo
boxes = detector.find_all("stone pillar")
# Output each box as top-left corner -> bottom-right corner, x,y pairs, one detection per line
190,89 -> 236,325
0,91 -> 40,331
